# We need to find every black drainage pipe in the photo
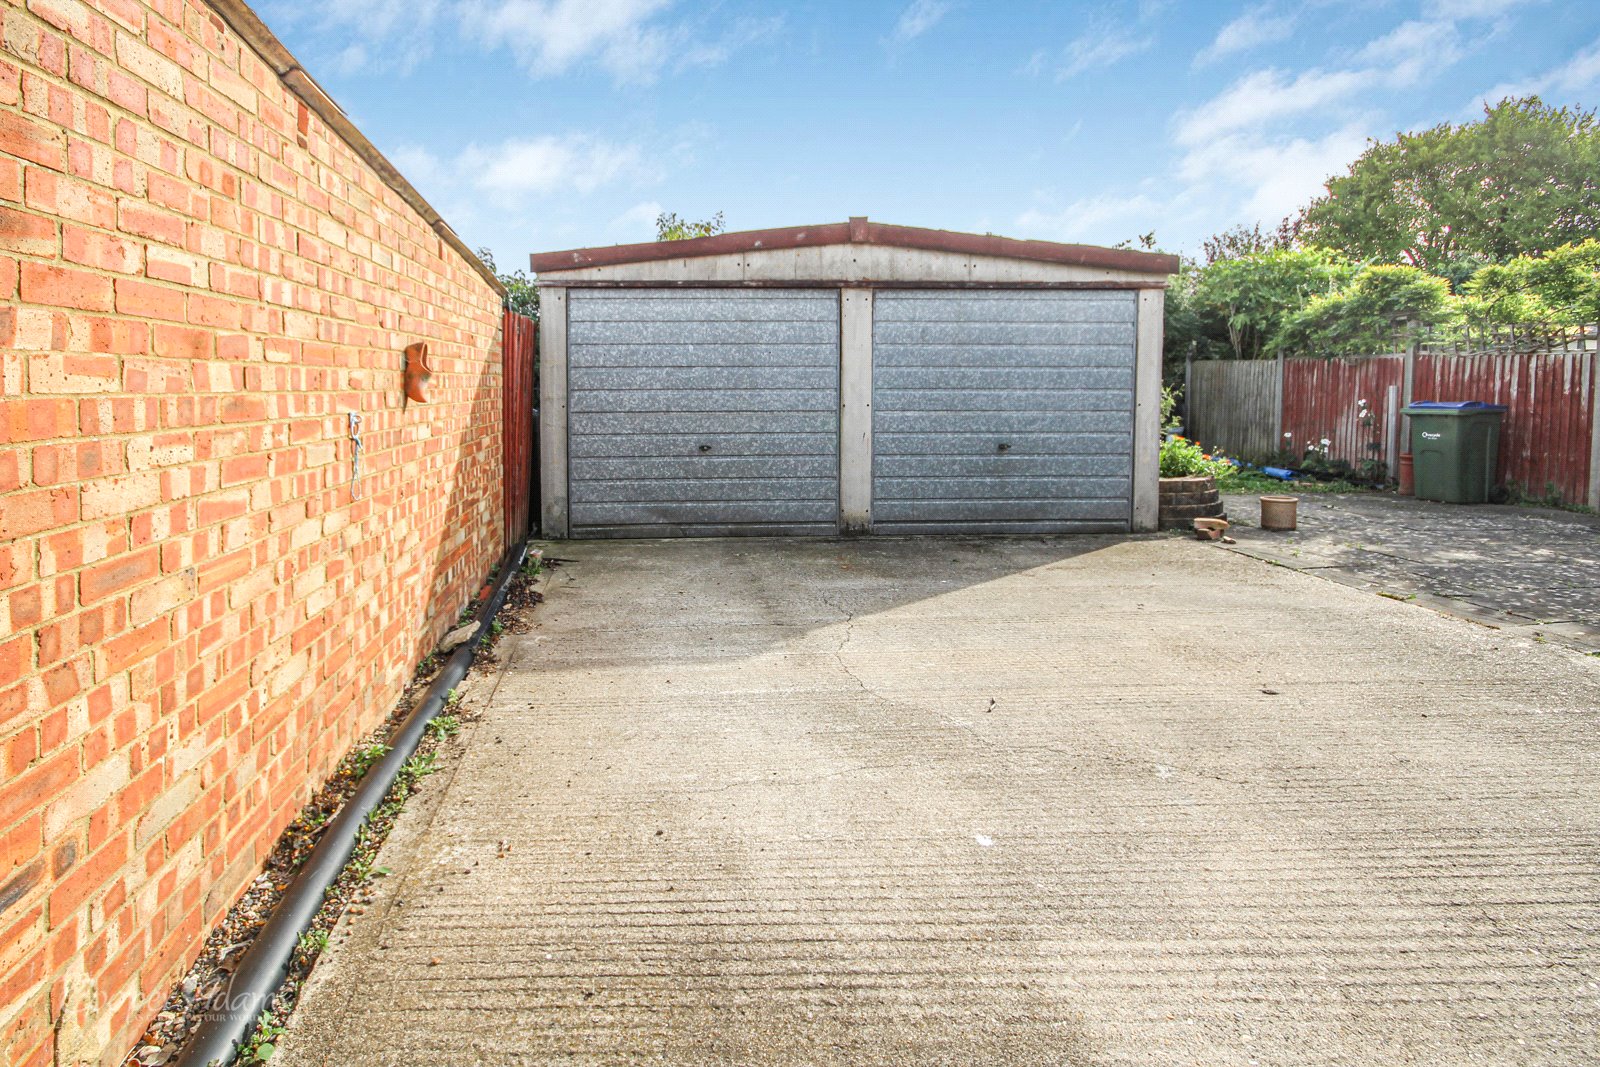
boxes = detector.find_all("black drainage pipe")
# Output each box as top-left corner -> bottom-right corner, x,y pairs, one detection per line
175,539 -> 531,1067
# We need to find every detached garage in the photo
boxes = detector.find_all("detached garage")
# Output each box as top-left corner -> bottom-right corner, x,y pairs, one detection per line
531,218 -> 1177,538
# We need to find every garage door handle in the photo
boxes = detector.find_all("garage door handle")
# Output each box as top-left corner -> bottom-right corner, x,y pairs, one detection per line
997,442 -> 1011,453
698,444 -> 712,453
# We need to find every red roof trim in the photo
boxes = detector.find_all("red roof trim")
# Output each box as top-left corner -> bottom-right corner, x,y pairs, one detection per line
529,219 -> 1179,276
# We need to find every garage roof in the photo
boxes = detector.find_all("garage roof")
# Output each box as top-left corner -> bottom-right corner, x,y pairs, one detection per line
530,217 -> 1180,276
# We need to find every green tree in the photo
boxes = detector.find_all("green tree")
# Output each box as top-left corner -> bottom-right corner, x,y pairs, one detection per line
476,247 -> 539,321
1296,98 -> 1600,272
1162,260 -> 1234,378
1201,221 -> 1294,265
1465,239 -> 1600,327
1273,265 -> 1459,356
1192,247 -> 1355,359
656,211 -> 726,241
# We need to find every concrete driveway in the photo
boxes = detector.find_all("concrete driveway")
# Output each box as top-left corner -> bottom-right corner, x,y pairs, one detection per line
280,537 -> 1600,1067
1223,492 -> 1600,650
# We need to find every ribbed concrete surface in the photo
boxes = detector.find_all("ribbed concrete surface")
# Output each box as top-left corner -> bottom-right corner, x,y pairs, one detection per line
279,538 -> 1600,1067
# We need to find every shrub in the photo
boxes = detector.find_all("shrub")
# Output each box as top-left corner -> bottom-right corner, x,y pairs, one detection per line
1272,265 -> 1459,356
1160,436 -> 1231,479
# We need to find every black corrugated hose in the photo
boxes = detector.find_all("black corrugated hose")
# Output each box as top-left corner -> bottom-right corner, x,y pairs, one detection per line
173,539 -> 530,1067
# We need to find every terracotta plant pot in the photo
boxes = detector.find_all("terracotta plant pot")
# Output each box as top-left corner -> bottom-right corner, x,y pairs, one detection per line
1398,452 -> 1414,496
1259,495 -> 1299,531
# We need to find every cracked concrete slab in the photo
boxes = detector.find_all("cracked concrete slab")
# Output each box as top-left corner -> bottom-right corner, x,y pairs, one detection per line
1222,493 -> 1600,648
278,536 -> 1600,1067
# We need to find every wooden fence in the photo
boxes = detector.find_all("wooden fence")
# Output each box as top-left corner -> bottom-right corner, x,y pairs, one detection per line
1184,342 -> 1599,506
1282,357 -> 1406,477
503,310 -> 538,543
1188,360 -> 1279,462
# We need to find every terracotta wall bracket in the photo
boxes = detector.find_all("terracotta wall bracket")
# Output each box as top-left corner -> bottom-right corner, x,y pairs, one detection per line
403,341 -> 431,405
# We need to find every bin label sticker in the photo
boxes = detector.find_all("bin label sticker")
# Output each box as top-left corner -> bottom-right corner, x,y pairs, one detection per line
1422,431 -> 1442,440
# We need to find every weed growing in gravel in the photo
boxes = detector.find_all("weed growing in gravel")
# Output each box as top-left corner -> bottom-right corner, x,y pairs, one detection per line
239,1011 -> 286,1063
425,715 -> 461,740
348,742 -> 389,777
399,752 -> 437,786
297,929 -> 329,958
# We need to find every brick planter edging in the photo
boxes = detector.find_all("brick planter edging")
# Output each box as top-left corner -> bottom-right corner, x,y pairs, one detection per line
1158,475 -> 1226,529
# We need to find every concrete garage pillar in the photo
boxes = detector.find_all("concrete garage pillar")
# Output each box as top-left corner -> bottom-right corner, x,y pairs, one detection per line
839,288 -> 873,533
1132,288 -> 1165,532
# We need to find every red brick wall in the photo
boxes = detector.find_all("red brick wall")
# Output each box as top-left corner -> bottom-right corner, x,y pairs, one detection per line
0,2 -> 507,1063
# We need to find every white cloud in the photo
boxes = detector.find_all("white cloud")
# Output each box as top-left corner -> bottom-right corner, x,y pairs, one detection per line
1180,125 -> 1371,222
1016,193 -> 1163,242
321,0 -> 443,40
1175,67 -> 1374,144
1053,21 -> 1153,80
462,135 -> 650,196
1423,0 -> 1535,18
1356,19 -> 1461,80
1477,36 -> 1600,103
389,144 -> 454,196
608,200 -> 665,240
677,16 -> 786,70
459,0 -> 676,83
265,0 -> 444,74
891,0 -> 952,44
1026,0 -> 1551,251
388,133 -> 653,212
271,0 -> 767,85
1195,7 -> 1294,66
1177,18 -> 1460,149
1162,12 -> 1477,237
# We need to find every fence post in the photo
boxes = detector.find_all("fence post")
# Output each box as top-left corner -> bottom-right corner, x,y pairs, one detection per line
1385,384 -> 1399,480
1272,352 -> 1284,446
1402,339 -> 1417,408
1400,339 -> 1418,470
1589,347 -> 1600,508
1183,349 -> 1192,436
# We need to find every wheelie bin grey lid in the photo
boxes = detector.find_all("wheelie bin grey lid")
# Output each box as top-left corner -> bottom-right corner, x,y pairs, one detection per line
1403,400 -> 1507,413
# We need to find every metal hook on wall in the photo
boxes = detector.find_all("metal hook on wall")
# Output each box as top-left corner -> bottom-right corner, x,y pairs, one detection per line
348,412 -> 364,499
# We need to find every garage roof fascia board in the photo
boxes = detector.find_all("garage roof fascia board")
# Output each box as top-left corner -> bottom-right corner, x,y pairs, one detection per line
530,218 -> 1180,279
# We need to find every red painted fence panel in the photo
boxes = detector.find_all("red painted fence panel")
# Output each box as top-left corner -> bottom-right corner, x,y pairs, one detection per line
1282,356 -> 1406,473
502,310 -> 538,543
1414,350 -> 1594,504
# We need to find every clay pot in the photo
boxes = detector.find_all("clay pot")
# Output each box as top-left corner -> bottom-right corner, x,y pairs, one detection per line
1259,495 -> 1299,531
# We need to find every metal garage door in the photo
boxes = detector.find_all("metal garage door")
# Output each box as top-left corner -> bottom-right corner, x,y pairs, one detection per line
872,290 -> 1135,533
567,289 -> 840,536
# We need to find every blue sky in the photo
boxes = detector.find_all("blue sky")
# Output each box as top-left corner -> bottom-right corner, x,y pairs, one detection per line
257,1 -> 1600,270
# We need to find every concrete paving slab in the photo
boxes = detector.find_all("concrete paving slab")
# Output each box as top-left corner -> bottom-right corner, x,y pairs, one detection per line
1222,493 -> 1600,649
278,536 -> 1600,1067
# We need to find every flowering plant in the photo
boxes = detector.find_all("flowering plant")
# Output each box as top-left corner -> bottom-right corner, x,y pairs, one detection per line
1160,435 -> 1232,479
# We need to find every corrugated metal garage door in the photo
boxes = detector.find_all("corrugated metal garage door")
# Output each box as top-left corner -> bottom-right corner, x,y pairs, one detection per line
567,289 -> 840,536
873,290 -> 1135,533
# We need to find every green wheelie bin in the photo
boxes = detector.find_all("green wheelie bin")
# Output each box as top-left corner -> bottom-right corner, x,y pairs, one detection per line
1401,401 -> 1507,504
